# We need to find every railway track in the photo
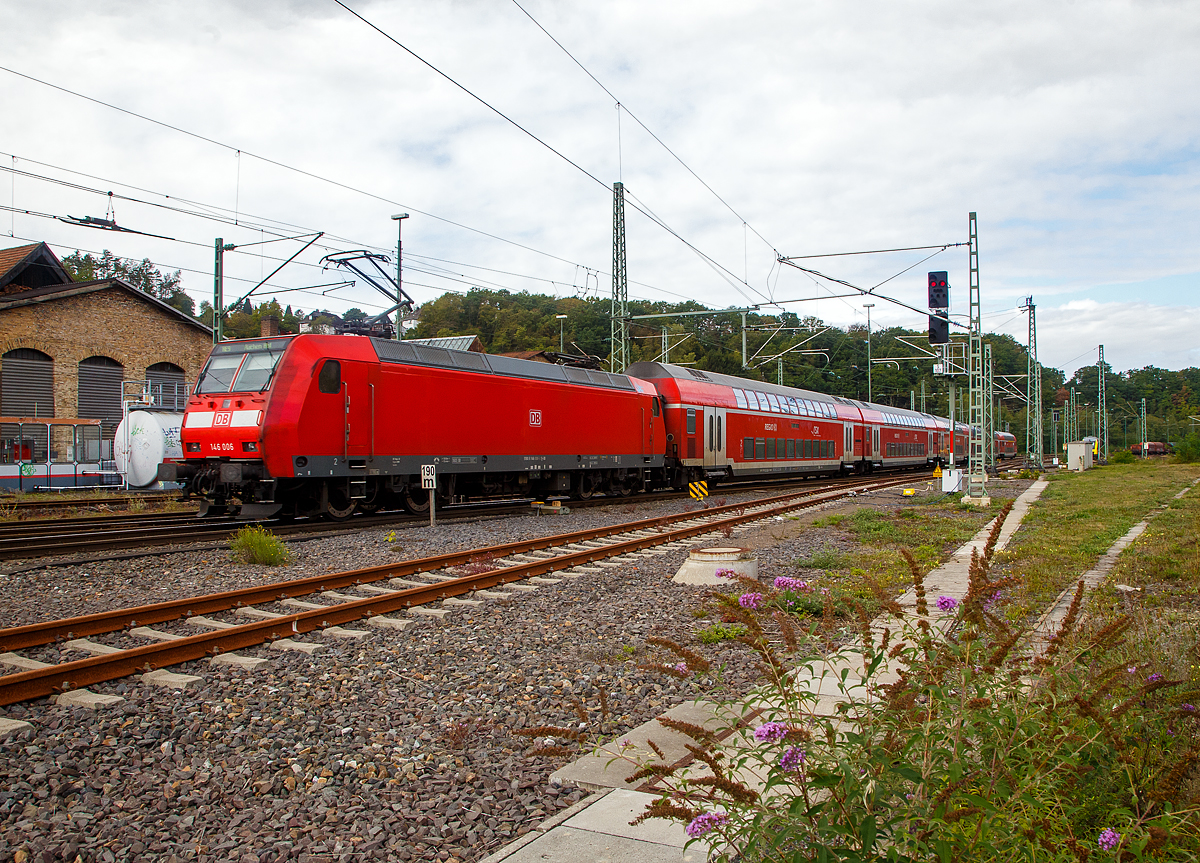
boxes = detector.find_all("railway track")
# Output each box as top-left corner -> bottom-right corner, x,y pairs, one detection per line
0,492 -> 186,513
0,476 -> 911,705
0,472 -> 932,562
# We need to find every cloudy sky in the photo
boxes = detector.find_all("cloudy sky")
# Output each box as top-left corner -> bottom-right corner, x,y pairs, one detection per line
2,0 -> 1197,376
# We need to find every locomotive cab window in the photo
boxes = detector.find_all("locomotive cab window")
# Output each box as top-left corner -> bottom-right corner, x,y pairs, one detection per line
318,359 -> 342,394
652,398 -> 660,417
686,408 -> 696,435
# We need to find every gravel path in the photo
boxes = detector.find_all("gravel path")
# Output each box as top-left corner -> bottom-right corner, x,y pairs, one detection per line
0,480 -> 1021,862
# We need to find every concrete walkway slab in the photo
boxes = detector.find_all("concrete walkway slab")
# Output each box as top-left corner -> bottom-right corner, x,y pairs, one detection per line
51,690 -> 124,709
482,789 -> 710,863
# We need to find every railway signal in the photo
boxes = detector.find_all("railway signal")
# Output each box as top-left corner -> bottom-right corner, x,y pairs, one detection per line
927,271 -> 949,345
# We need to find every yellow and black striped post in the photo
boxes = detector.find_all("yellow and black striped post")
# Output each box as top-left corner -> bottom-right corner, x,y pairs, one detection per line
689,480 -> 708,501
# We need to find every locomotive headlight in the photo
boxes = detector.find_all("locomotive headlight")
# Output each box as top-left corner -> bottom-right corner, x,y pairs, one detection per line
242,441 -> 259,452
186,442 -> 201,452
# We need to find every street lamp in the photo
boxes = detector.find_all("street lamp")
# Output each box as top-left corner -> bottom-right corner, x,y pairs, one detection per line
390,213 -> 409,339
863,303 -> 875,403
555,314 -> 568,352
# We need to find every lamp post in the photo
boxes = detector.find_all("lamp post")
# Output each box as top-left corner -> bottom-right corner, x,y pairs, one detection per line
390,213 -> 409,339
555,314 -> 567,353
863,303 -> 875,402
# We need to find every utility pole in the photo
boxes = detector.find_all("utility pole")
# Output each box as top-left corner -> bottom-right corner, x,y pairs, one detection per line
965,212 -> 988,503
920,379 -> 926,413
1098,345 -> 1108,462
863,303 -> 875,402
391,213 -> 409,339
1069,388 -> 1077,443
611,182 -> 628,373
213,238 -> 224,344
661,326 -> 668,363
1140,398 -> 1148,457
556,314 -> 568,352
778,358 -> 784,386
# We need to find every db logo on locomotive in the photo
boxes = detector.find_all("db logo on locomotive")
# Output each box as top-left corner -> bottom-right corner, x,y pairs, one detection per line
214,412 -> 233,426
529,410 -> 542,427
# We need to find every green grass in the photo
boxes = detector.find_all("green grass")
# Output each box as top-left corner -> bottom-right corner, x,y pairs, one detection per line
229,524 -> 292,566
995,461 -> 1200,619
797,493 -> 1016,603
696,622 -> 748,644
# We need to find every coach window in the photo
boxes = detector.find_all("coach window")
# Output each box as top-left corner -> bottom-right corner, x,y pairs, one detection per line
686,408 -> 696,435
744,437 -> 754,459
766,393 -> 780,412
786,439 -> 795,459
765,438 -> 775,459
734,389 -> 747,409
755,438 -> 766,459
716,417 -> 722,451
776,438 -> 785,459
318,359 -> 341,394
708,414 -> 714,451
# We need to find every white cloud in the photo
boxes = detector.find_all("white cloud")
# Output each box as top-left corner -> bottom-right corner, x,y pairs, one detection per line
0,0 -> 1198,370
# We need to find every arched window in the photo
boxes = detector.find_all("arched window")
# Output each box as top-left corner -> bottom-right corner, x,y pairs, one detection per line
1,349 -> 54,464
78,356 -> 124,440
147,362 -> 186,410
1,348 -> 54,418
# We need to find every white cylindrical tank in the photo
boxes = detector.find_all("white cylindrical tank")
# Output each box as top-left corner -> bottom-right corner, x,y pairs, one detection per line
115,410 -> 184,487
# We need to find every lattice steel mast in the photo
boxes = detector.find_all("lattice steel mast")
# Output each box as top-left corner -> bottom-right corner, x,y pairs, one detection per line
965,213 -> 988,502
610,182 -> 629,373
984,343 -> 995,470
1021,297 -> 1043,468
1098,344 -> 1108,462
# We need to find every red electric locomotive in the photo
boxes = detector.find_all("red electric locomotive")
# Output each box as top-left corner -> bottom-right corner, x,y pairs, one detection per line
162,334 -> 665,518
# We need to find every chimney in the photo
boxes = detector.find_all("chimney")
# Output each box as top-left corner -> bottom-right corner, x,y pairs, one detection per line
261,315 -> 280,337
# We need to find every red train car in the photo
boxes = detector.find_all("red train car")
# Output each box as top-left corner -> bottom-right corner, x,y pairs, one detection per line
163,335 -> 664,517
625,362 -> 938,482
1131,441 -> 1169,456
995,431 -> 1018,460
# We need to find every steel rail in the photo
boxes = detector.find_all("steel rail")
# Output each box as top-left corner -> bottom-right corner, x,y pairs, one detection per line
0,478 -> 910,704
0,480 -> 859,650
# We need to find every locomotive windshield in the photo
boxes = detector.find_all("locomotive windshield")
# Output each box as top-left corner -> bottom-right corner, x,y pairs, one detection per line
196,338 -> 289,394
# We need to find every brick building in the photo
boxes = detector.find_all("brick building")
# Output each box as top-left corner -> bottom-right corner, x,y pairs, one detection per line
0,242 -> 213,455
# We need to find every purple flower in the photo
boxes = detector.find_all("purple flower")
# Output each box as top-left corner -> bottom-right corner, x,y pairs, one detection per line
779,746 -> 806,772
754,722 -> 788,743
673,661 -> 689,675
1127,666 -> 1137,674
773,576 -> 809,592
1098,828 -> 1121,851
685,812 -> 729,838
1183,704 -> 1196,711
715,569 -> 738,580
1148,673 -> 1164,683
739,592 -> 763,609
935,595 -> 959,612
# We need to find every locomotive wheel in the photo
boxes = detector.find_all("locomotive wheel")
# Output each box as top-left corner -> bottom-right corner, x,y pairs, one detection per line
612,474 -> 634,497
402,487 -> 431,514
322,483 -> 358,521
574,472 -> 599,500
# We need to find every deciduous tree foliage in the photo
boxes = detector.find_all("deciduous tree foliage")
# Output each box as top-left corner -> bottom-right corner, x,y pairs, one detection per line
61,249 -> 193,316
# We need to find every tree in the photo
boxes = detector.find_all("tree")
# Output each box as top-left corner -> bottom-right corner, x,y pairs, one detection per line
62,248 -> 195,318
343,307 -> 367,323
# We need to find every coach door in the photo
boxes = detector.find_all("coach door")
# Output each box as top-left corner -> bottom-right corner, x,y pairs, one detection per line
871,425 -> 881,460
342,361 -> 375,460
703,406 -> 725,468
844,425 -> 853,463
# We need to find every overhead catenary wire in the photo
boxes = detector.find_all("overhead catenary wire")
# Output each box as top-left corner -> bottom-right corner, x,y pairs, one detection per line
0,152 -> 699,308
508,0 -> 782,259
0,64 -> 586,270
330,1 -> 768,303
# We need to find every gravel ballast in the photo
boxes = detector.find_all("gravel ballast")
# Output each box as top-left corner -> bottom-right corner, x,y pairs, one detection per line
0,480 -> 1025,861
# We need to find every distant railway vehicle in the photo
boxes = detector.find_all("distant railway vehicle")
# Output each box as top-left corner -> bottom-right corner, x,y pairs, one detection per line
1131,441 -> 1169,456
995,431 -> 1018,460
164,336 -> 1004,518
